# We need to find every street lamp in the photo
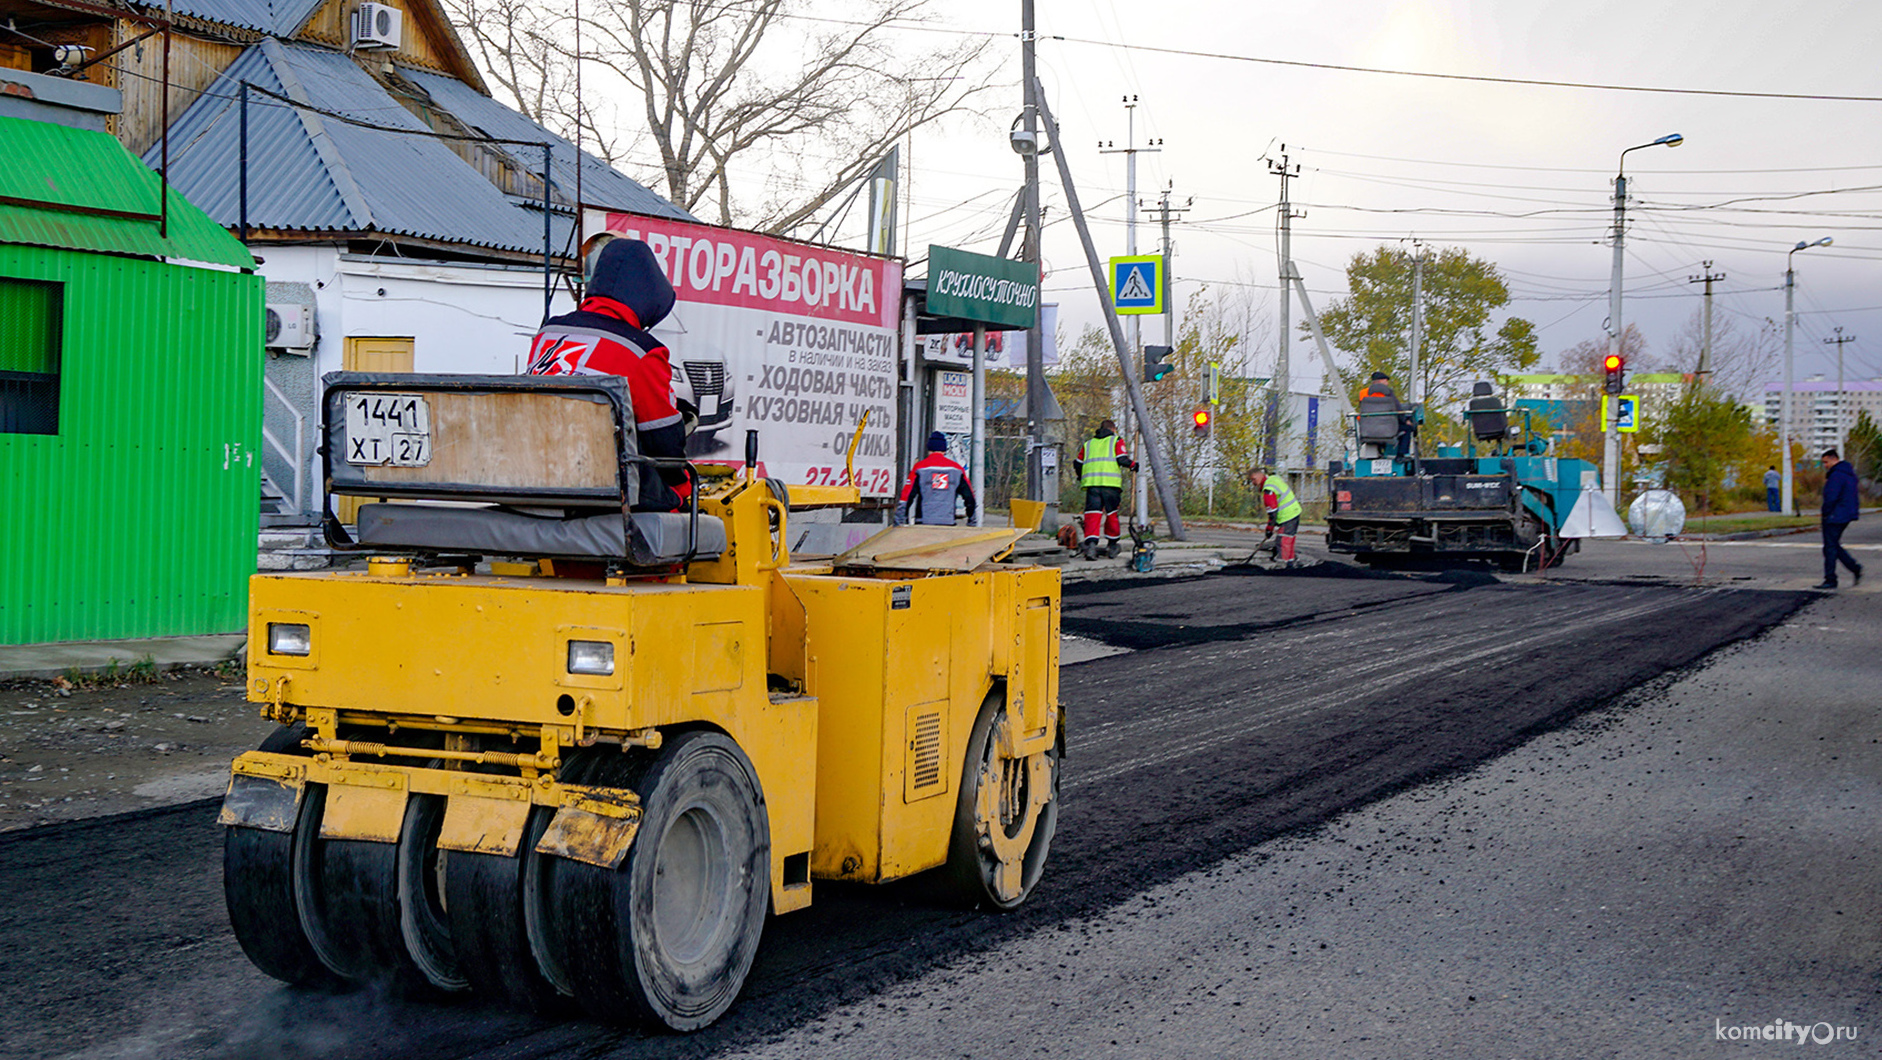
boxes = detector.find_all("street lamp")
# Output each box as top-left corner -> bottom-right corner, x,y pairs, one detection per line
1781,235 -> 1834,515
1605,133 -> 1684,505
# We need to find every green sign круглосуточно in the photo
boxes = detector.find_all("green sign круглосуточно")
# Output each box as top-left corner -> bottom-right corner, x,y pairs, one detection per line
926,244 -> 1039,329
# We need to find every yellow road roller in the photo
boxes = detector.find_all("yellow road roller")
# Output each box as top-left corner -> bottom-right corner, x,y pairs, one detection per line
219,373 -> 1061,1030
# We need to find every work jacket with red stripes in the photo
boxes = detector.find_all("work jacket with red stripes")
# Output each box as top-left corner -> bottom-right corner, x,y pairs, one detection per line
529,295 -> 690,510
896,452 -> 977,526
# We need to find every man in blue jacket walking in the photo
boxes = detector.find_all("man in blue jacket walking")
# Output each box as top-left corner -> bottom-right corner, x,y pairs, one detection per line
1815,448 -> 1863,590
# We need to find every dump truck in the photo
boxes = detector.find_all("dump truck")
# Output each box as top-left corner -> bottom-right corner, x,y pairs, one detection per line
1327,381 -> 1604,571
219,373 -> 1061,1030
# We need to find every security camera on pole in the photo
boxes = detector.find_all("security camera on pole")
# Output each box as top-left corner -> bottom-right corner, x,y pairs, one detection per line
1604,132 -> 1682,506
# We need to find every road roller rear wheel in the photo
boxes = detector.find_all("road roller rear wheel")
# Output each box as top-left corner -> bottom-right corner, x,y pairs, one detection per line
223,724 -> 343,988
306,793 -> 469,995
445,749 -> 610,1013
944,690 -> 1060,911
396,794 -> 468,992
548,732 -> 769,1031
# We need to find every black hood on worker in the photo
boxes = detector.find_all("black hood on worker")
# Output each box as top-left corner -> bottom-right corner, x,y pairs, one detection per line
588,238 -> 676,329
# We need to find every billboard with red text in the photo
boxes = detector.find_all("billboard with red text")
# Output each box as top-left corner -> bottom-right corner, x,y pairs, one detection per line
595,212 -> 903,495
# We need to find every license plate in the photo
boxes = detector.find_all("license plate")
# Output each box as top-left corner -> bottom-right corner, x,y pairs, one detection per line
698,394 -> 718,417
345,393 -> 432,467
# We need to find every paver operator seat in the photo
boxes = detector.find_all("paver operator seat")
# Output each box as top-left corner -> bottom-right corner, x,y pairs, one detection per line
1466,381 -> 1509,445
1356,390 -> 1403,459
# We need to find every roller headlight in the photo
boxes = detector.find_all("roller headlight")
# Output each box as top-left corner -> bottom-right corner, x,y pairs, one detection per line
268,623 -> 312,657
567,640 -> 615,676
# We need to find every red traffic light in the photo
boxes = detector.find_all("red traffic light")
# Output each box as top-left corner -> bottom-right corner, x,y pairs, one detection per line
1603,352 -> 1625,394
1191,408 -> 1212,432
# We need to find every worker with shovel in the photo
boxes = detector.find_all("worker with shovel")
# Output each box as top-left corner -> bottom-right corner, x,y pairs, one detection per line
1247,467 -> 1302,565
1073,419 -> 1136,560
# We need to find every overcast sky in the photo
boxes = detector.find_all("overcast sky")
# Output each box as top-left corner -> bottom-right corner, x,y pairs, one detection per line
875,0 -> 1882,396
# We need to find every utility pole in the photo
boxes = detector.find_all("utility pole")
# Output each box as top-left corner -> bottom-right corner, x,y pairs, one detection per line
1152,185 -> 1189,357
1604,134 -> 1682,506
1783,261 -> 1796,515
1407,242 -> 1425,407
1035,80 -> 1185,539
1688,261 -> 1725,387
1268,147 -> 1301,466
1142,183 -> 1188,532
1604,170 -> 1628,507
1099,98 -> 1160,533
1020,0 -> 1047,506
1783,237 -> 1832,517
1826,326 -> 1857,450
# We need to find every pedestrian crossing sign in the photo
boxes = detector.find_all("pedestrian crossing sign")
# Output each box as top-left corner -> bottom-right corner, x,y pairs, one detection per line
1109,255 -> 1164,315
1604,394 -> 1639,433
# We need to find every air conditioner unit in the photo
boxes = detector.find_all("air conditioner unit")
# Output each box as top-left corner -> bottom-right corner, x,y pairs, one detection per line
265,303 -> 314,352
351,2 -> 402,50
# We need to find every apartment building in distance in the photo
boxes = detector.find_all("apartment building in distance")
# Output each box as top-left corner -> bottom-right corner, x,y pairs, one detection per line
1502,372 -> 1690,440
1761,377 -> 1882,454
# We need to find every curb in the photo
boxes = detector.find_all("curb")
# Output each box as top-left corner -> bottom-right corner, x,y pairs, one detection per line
1679,525 -> 1819,543
0,634 -> 246,683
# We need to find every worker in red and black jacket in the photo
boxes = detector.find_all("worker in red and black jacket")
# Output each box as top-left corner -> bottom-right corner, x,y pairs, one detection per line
528,238 -> 693,511
895,431 -> 978,526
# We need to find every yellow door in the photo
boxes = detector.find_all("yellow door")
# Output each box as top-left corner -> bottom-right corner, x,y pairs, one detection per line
336,338 -> 416,524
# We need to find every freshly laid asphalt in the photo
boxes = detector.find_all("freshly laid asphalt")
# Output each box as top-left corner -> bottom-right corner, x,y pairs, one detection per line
1,524 -> 1876,1059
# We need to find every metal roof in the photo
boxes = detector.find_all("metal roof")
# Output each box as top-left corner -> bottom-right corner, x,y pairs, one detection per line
119,0 -> 492,95
0,114 -> 255,268
398,68 -> 692,222
125,0 -> 326,34
155,41 -> 550,253
149,40 -> 689,255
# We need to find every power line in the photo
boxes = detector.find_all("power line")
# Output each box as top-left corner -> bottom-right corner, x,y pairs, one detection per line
1050,35 -> 1882,104
1290,145 -> 1882,176
784,12 -> 1882,105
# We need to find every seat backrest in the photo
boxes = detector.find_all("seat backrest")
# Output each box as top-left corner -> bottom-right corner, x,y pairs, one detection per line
1356,393 -> 1401,443
324,372 -> 641,508
1466,381 -> 1508,441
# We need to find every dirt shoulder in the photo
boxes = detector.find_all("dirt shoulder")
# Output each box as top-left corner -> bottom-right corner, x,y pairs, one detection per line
0,670 -> 275,832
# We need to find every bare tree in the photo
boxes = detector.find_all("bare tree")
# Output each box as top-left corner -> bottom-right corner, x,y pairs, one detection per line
443,0 -> 994,232
1662,308 -> 1780,404
1557,325 -> 1650,376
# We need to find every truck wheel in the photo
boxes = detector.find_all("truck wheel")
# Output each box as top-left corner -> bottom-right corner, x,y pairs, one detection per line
550,732 -> 769,1031
945,690 -> 1060,911
223,724 -> 343,988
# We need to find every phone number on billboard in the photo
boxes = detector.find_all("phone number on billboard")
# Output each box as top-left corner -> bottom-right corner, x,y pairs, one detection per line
799,466 -> 894,492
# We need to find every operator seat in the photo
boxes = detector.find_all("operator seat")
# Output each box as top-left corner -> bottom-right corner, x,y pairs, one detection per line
1355,392 -> 1402,458
1356,393 -> 1401,443
1467,381 -> 1508,443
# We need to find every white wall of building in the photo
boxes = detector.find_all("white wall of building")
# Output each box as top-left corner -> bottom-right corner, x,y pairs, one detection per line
259,245 -> 576,515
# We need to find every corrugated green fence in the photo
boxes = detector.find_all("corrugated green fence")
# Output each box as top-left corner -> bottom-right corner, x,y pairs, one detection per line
0,242 -> 260,644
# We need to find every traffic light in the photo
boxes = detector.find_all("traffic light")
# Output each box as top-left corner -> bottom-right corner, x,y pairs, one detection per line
1191,407 -> 1212,435
1143,345 -> 1175,383
1603,353 -> 1625,395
